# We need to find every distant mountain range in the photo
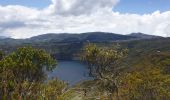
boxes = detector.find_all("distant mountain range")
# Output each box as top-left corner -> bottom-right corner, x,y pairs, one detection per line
0,32 -> 167,60
128,32 -> 161,39
28,32 -> 135,43
0,32 -> 163,48
26,32 -> 161,43
0,36 -> 9,39
0,32 -> 162,43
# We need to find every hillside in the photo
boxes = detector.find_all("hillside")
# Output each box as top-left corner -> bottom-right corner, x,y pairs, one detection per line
27,32 -> 137,43
0,32 -> 168,60
120,37 -> 170,67
128,32 -> 161,39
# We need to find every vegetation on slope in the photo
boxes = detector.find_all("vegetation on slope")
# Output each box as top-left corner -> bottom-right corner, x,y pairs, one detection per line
0,47 -> 67,99
0,34 -> 170,99
73,43 -> 170,100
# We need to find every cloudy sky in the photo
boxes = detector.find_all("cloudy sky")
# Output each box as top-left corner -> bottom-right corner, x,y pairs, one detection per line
0,0 -> 170,38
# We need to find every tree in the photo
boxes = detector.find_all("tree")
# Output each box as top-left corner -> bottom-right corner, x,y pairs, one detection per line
82,43 -> 128,99
0,47 -> 57,82
0,50 -> 4,60
0,47 -> 58,99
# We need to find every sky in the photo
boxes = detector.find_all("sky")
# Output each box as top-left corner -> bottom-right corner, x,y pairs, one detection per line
0,0 -> 170,38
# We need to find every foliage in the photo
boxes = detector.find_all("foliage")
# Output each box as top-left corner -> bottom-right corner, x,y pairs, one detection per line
0,36 -> 170,99
82,43 -> 128,78
119,67 -> 170,100
0,78 -> 67,100
81,43 -> 128,99
0,50 -> 4,60
116,52 -> 170,100
0,47 -> 57,82
42,78 -> 67,99
0,47 -> 68,99
80,43 -> 170,100
149,52 -> 170,74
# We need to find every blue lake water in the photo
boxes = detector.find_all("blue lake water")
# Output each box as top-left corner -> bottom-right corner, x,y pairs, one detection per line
48,61 -> 92,85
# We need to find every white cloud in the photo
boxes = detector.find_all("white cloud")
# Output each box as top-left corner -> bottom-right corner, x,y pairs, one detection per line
0,0 -> 170,38
47,0 -> 119,16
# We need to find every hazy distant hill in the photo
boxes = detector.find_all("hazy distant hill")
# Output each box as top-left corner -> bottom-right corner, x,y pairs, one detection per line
0,32 -> 168,60
128,32 -> 161,39
0,32 -> 162,44
28,32 -> 137,43
0,36 -> 9,39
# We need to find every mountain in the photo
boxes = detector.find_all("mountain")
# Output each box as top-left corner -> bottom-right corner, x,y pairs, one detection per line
28,32 -> 163,43
28,32 -> 137,43
0,32 -> 167,60
128,32 -> 161,39
0,36 -> 9,39
0,32 -> 162,44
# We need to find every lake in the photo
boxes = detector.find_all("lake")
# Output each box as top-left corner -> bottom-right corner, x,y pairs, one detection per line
48,61 -> 92,85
